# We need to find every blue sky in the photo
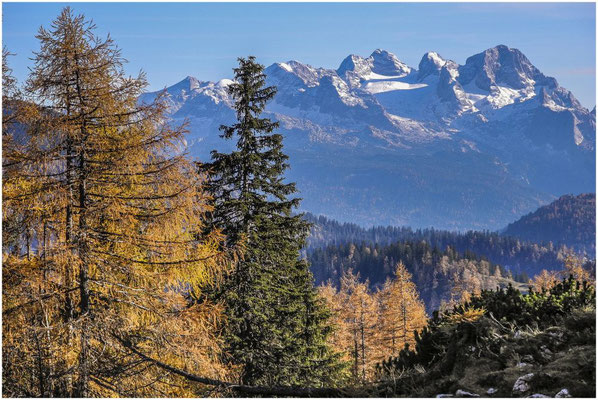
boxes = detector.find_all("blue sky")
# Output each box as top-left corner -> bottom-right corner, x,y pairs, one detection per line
3,2 -> 596,109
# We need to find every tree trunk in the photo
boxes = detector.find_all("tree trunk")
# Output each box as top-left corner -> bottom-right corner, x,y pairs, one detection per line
360,310 -> 366,382
76,143 -> 90,397
75,61 -> 90,394
353,329 -> 359,380
64,137 -> 74,325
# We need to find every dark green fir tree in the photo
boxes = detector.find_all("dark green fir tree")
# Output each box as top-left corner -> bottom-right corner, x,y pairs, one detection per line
201,56 -> 346,387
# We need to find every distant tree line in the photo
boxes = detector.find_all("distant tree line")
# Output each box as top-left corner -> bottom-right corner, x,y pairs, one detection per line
308,240 -> 529,311
304,213 -> 588,277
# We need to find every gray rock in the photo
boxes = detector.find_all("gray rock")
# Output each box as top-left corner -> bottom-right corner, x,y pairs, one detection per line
514,330 -> 522,339
487,388 -> 497,395
522,355 -> 535,363
436,395 -> 454,398
555,389 -> 571,398
370,49 -> 412,76
457,45 -> 552,90
548,331 -> 564,339
517,362 -> 530,369
540,345 -> 553,354
540,345 -> 554,361
527,394 -> 549,398
513,373 -> 535,393
455,389 -> 480,397
417,52 -> 446,81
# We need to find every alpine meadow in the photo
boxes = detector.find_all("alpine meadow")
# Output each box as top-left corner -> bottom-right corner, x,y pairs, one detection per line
2,4 -> 596,398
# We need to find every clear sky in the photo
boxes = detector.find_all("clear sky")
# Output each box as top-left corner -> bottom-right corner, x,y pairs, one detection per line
2,2 -> 596,109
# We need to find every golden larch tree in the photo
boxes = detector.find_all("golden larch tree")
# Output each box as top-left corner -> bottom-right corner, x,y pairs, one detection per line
2,8 -> 231,397
338,270 -> 380,383
562,253 -> 593,283
378,262 -> 427,358
530,269 -> 561,292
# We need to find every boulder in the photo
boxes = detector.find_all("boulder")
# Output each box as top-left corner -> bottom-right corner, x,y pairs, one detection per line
555,389 -> 571,398
513,373 -> 535,393
455,389 -> 480,397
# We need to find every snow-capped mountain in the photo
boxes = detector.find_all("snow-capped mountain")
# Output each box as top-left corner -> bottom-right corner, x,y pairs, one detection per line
140,45 -> 595,230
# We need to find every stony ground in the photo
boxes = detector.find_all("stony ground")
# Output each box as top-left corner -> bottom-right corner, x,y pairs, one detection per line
366,308 -> 595,398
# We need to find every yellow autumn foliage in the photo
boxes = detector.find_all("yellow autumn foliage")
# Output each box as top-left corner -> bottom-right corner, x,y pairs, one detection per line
447,307 -> 486,324
319,263 -> 427,383
3,8 -> 234,397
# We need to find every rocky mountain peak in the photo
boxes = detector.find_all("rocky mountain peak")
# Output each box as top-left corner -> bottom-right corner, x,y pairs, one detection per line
337,54 -> 370,78
418,51 -> 448,81
370,49 -> 411,76
458,45 -> 548,91
337,49 -> 411,79
168,75 -> 201,93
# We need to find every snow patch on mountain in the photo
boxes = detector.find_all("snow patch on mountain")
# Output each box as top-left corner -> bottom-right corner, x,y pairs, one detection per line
216,78 -> 234,87
365,81 -> 428,94
279,62 -> 293,72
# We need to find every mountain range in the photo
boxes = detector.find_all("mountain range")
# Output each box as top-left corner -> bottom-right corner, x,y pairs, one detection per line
140,45 -> 596,230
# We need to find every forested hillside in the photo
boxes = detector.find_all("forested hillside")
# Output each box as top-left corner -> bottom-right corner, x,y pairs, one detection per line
308,240 -> 528,311
305,213 -> 579,277
504,193 -> 595,254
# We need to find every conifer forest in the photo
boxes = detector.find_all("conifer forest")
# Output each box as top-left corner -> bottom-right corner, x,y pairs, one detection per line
2,7 -> 596,398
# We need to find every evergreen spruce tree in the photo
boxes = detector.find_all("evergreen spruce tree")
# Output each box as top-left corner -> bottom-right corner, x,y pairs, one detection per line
202,56 -> 344,387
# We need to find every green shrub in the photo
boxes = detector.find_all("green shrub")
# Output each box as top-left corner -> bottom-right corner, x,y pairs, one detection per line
377,277 -> 595,378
